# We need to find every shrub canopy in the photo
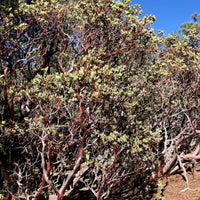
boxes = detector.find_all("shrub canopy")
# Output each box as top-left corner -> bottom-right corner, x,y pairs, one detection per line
0,0 -> 199,199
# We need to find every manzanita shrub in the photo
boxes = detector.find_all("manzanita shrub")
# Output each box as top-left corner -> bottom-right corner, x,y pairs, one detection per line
0,0 -> 199,199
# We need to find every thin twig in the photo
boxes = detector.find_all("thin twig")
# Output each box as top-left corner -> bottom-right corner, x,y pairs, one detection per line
177,155 -> 189,187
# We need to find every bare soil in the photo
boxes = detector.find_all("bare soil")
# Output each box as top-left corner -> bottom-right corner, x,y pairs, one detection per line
159,164 -> 200,200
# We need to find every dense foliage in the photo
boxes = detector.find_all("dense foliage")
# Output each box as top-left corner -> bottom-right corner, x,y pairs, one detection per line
0,0 -> 199,199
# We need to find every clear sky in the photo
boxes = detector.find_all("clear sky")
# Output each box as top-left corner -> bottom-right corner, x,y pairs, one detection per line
132,0 -> 200,36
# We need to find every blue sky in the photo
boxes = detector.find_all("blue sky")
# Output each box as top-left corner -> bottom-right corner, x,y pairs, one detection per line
132,0 -> 200,36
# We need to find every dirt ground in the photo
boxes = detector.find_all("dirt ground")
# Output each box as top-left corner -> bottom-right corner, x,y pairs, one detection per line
157,163 -> 200,200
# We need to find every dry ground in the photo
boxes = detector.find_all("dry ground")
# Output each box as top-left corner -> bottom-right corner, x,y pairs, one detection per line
153,163 -> 200,200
